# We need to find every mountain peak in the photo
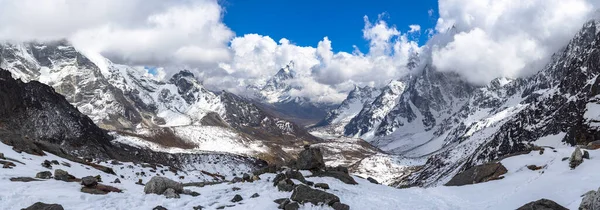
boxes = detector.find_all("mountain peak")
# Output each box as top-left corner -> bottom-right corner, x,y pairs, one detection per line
274,61 -> 296,80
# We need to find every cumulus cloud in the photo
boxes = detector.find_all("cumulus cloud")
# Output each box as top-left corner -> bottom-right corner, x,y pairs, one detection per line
0,0 -> 233,68
431,0 -> 598,84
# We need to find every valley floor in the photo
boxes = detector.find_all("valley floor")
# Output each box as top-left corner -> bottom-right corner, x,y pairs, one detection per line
0,135 -> 596,210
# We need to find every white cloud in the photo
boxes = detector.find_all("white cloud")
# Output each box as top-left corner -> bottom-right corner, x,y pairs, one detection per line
409,25 -> 421,33
431,0 -> 597,84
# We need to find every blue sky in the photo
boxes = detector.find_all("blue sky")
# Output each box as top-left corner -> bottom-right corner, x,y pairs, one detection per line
222,0 -> 438,53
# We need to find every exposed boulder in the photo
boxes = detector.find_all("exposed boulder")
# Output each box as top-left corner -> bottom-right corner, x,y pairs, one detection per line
285,170 -> 308,184
516,199 -> 568,210
231,194 -> 243,202
586,140 -> 600,150
192,205 -> 204,210
296,146 -> 325,170
81,183 -> 122,195
315,183 -> 330,190
21,202 -> 64,210
113,178 -> 121,183
570,147 -> 584,169
144,176 -> 183,195
54,169 -> 76,182
250,193 -> 260,198
580,188 -> 600,210
583,150 -> 590,159
290,184 -> 340,206
81,176 -> 98,187
163,188 -> 180,199
527,165 -> 543,171
367,177 -> 380,184
273,173 -> 287,186
0,152 -> 4,159
275,198 -> 291,209
332,202 -> 350,210
445,162 -> 507,186
35,171 -> 52,179
182,189 -> 200,197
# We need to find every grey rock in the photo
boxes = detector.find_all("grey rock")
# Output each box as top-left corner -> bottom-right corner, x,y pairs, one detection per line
332,202 -> 350,210
516,198 -> 568,210
445,162 -> 507,186
60,162 -> 71,167
21,202 -> 64,210
242,173 -> 251,182
163,188 -> 180,199
284,202 -> 300,210
232,187 -> 241,191
231,194 -> 243,202
273,173 -> 286,186
277,180 -> 295,192
580,188 -> 600,210
10,177 -> 42,182
182,189 -> 200,197
144,176 -> 183,195
367,177 -> 380,184
250,193 -> 260,198
312,170 -> 357,185
35,171 -> 52,179
53,169 -> 74,182
315,183 -> 330,190
50,160 -> 59,165
81,176 -> 98,187
113,178 -> 121,183
192,205 -> 204,210
231,177 -> 243,183
276,198 -> 291,209
0,152 -> 4,159
290,184 -> 340,206
285,170 -> 308,184
570,147 -> 584,169
296,147 -> 325,170
80,187 -> 107,195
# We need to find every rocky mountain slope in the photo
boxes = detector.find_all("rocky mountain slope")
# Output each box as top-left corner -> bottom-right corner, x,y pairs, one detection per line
0,42 -> 320,163
313,18 -> 600,188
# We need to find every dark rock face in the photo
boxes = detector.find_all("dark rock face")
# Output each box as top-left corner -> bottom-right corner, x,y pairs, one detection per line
290,184 -> 340,206
152,206 -> 168,210
21,202 -> 64,210
516,199 -> 568,210
0,69 -> 113,159
314,183 -> 330,190
331,202 -> 350,210
53,169 -> 76,182
367,177 -> 380,184
311,170 -> 358,185
296,147 -> 325,170
445,162 -> 507,186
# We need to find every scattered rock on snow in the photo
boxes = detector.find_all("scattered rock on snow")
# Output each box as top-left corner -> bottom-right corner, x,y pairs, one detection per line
527,165 -> 543,171
22,202 -> 64,210
516,198 -> 568,210
81,183 -> 122,195
192,205 -> 204,210
113,178 -> 121,183
275,198 -> 291,209
583,150 -> 590,159
311,169 -> 357,185
295,146 -> 325,170
0,152 -> 4,159
586,140 -> 600,150
152,206 -> 168,210
445,162 -> 508,186
41,160 -> 52,169
570,147 -> 584,169
367,177 -> 380,184
10,177 -> 42,182
250,193 -> 260,198
232,187 -> 241,191
50,160 -> 59,165
231,194 -> 243,203
182,189 -> 200,197
144,176 -> 183,195
35,171 -> 52,179
290,184 -> 340,206
315,183 -> 330,190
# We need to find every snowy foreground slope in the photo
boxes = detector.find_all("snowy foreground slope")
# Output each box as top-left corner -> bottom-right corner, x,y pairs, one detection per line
1,136 -> 598,210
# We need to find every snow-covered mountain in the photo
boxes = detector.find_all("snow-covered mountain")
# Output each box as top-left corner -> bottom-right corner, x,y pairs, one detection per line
311,17 -> 600,188
249,61 -> 333,126
0,41 -> 319,163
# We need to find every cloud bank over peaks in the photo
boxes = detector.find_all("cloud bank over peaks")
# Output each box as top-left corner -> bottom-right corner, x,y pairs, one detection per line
430,0 -> 598,84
